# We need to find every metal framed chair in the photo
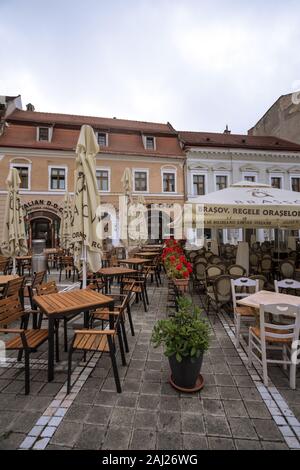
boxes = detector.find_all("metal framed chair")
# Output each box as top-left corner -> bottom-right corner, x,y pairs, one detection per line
228,265 -> 246,279
206,274 -> 232,320
67,312 -> 126,394
279,260 -> 295,280
0,296 -> 49,394
248,303 -> 300,389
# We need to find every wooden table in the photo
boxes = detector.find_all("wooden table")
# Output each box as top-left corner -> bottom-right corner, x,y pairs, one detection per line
137,252 -> 158,259
33,289 -> 114,381
238,290 -> 300,309
97,267 -> 137,293
119,258 -> 150,269
0,274 -> 19,286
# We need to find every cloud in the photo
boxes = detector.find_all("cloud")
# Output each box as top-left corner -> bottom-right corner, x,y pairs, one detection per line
0,0 -> 300,134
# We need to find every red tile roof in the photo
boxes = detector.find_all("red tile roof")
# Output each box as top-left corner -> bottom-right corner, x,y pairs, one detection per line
179,131 -> 300,152
7,109 -> 176,135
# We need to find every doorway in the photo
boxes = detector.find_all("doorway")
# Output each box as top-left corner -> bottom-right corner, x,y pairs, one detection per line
31,218 -> 52,247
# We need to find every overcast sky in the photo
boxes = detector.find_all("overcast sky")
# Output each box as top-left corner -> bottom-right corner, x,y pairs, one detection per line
1,0 -> 300,134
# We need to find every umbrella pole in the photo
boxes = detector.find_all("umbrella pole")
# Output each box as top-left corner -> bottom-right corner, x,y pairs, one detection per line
12,257 -> 16,275
82,245 -> 87,289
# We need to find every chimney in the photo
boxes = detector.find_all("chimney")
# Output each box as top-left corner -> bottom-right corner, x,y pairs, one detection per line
26,103 -> 35,112
224,124 -> 231,135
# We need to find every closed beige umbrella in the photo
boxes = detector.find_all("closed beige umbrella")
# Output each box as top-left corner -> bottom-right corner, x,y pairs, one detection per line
60,193 -> 72,250
71,125 -> 102,287
1,168 -> 28,273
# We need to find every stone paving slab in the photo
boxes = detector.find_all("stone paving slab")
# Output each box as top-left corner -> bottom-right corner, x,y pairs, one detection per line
0,274 -> 299,450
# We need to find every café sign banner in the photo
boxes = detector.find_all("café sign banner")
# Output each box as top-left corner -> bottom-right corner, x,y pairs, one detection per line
190,181 -> 300,229
22,199 -> 63,215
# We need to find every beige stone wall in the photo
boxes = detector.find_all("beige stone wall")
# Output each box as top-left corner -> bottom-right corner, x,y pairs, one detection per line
249,94 -> 300,144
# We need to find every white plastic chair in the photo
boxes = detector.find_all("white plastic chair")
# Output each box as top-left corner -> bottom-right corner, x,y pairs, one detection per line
248,304 -> 300,389
275,279 -> 300,293
231,278 -> 259,348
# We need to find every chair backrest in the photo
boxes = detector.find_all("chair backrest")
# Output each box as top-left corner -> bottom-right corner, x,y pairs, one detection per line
194,262 -> 207,281
193,255 -> 207,265
289,251 -> 298,261
228,265 -> 246,278
210,256 -> 222,264
0,259 -> 9,275
259,303 -> 300,345
206,264 -> 224,279
31,271 -> 47,289
279,261 -> 295,279
249,253 -> 259,266
216,262 -> 227,273
61,256 -> 74,267
231,278 -> 259,309
214,275 -> 232,302
36,281 -> 58,296
249,275 -> 266,291
261,257 -> 272,270
275,279 -> 300,293
3,276 -> 25,298
0,296 -> 24,327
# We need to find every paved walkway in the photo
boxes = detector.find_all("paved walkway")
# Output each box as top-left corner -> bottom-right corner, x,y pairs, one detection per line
1,275 -> 300,450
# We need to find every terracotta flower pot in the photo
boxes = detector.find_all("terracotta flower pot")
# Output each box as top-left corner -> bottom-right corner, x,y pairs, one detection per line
173,278 -> 189,293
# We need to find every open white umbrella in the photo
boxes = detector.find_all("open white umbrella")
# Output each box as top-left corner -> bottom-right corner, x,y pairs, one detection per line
190,181 -> 300,229
71,125 -> 102,287
1,168 -> 28,273
60,193 -> 72,251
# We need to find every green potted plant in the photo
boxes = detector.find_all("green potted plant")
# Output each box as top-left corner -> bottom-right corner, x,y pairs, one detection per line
151,297 -> 210,390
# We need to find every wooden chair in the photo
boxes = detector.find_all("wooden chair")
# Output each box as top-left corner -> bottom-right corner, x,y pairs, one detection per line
0,296 -> 49,394
228,265 -> 246,279
147,256 -> 161,286
0,258 -> 10,275
260,255 -> 272,280
27,271 -> 47,311
67,315 -> 126,394
3,276 -> 26,308
59,256 -> 78,282
121,268 -> 150,312
279,260 -> 295,280
35,281 -> 70,353
248,303 -> 300,389
90,289 -> 135,351
206,274 -> 232,320
231,278 -> 259,347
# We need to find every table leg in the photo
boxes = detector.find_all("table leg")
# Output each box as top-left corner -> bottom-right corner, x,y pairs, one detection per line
48,316 -> 55,382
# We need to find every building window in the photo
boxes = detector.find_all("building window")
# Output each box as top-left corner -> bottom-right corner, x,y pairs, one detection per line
216,175 -> 228,191
193,175 -> 205,195
271,177 -> 282,189
97,132 -> 107,147
38,127 -> 50,142
244,175 -> 256,182
134,171 -> 148,192
144,136 -> 155,150
291,177 -> 300,192
163,172 -> 176,193
96,169 -> 109,191
13,166 -> 29,189
50,168 -> 66,190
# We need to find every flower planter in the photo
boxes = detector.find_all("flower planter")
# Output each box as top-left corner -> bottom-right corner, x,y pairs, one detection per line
169,353 -> 204,389
173,278 -> 189,293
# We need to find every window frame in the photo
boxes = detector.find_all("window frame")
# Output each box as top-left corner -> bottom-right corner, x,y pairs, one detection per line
191,172 -> 206,196
133,168 -> 149,193
161,168 -> 177,194
214,172 -> 230,191
269,173 -> 283,189
143,135 -> 156,151
242,172 -> 257,183
96,132 -> 108,147
48,165 -> 68,192
37,126 -> 52,142
96,167 -> 111,192
10,162 -> 31,191
290,175 -> 300,192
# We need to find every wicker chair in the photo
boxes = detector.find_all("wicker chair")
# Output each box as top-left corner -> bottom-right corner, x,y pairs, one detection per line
206,275 -> 232,320
228,265 -> 246,279
279,260 -> 295,280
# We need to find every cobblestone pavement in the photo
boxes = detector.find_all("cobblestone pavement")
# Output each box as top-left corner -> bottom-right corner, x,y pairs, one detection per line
1,273 -> 300,450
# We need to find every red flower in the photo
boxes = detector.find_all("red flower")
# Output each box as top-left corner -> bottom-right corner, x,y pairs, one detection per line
170,255 -> 176,263
183,270 -> 189,279
176,264 -> 183,271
